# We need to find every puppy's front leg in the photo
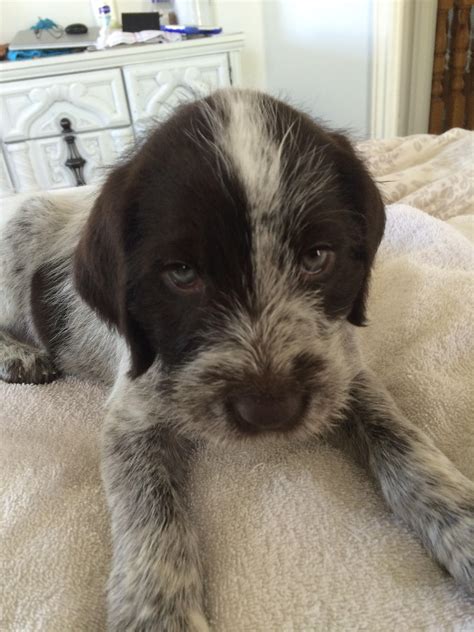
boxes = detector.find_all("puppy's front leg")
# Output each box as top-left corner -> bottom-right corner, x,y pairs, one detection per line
348,370 -> 474,590
102,416 -> 208,632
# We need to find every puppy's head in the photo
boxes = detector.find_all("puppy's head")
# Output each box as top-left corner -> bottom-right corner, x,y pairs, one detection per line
75,89 -> 385,441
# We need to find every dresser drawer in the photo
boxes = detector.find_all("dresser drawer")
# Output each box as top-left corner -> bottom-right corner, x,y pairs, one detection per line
123,53 -> 231,127
5,127 -> 134,193
0,69 -> 131,143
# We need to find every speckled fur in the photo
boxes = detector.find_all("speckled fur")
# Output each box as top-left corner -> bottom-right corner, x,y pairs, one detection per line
0,90 -> 472,630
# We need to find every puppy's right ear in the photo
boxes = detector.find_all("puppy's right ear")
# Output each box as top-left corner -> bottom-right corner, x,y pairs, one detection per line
74,164 -> 156,378
328,131 -> 386,326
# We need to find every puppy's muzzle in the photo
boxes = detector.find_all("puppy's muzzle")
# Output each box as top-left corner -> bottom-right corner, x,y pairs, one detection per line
228,391 -> 306,433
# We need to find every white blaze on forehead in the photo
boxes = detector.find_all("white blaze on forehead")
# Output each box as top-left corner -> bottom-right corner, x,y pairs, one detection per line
207,91 -> 299,306
210,91 -> 334,226
203,90 -> 336,307
218,91 -> 284,215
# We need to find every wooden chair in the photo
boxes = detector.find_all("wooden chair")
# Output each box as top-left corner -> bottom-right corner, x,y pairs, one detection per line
429,0 -> 473,133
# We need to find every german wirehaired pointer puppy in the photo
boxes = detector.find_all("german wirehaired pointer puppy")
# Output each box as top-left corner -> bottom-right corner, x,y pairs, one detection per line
0,89 -> 472,630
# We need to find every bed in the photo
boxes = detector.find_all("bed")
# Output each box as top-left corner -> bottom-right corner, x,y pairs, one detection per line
1,128 -> 473,630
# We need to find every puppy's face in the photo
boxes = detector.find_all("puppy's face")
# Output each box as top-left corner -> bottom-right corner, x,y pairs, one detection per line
75,90 -> 385,441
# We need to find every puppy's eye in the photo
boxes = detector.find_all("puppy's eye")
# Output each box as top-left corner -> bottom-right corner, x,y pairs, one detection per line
301,248 -> 335,278
163,263 -> 204,293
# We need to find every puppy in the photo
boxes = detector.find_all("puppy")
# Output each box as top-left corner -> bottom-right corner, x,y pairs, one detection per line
0,89 -> 472,631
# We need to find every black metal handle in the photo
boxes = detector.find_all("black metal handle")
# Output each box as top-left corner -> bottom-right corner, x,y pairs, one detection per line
60,118 -> 86,186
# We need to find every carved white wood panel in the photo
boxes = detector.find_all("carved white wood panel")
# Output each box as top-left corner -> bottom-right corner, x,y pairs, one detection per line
123,54 -> 230,128
0,149 -> 15,198
0,69 -> 130,143
0,37 -> 244,193
5,127 -> 135,193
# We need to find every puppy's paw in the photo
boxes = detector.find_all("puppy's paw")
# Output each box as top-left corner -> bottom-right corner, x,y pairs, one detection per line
109,607 -> 210,632
441,503 -> 474,592
0,348 -> 59,384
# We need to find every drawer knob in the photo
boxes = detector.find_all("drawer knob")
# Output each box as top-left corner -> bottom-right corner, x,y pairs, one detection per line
60,118 -> 87,186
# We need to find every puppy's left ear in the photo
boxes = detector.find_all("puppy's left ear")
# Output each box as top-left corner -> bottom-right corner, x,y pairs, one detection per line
329,132 -> 385,325
74,163 -> 156,378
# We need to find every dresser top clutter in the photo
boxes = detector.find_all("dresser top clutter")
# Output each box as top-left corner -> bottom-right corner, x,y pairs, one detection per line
0,33 -> 245,82
0,33 -> 245,197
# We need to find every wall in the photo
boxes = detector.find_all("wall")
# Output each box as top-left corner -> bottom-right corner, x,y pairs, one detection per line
262,0 -> 373,138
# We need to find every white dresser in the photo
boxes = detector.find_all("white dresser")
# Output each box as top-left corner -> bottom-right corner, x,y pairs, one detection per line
0,33 -> 244,197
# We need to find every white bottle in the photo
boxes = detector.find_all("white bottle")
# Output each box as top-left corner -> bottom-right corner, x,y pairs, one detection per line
90,0 -> 118,28
96,5 -> 111,49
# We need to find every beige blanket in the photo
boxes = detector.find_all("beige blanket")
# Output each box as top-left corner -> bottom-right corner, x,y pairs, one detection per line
1,130 -> 473,631
358,127 -> 474,219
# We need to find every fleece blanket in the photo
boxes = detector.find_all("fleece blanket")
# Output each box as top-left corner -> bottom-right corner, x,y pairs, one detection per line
1,130 -> 473,631
358,126 -> 474,219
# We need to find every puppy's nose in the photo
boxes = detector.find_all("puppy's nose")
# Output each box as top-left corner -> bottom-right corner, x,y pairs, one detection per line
229,393 -> 305,432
